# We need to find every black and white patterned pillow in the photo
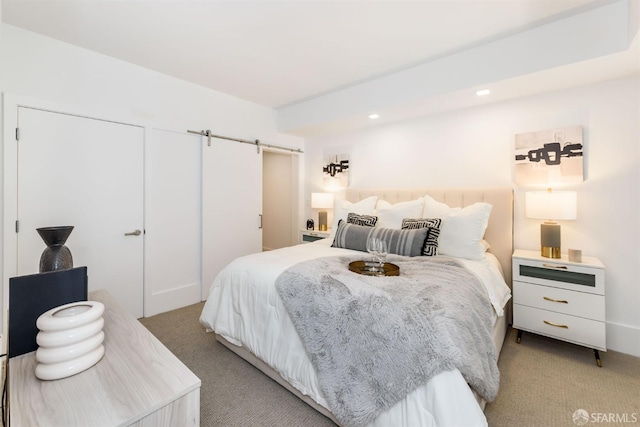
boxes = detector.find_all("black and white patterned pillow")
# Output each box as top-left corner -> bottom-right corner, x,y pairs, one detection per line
401,218 -> 442,256
332,220 -> 428,257
347,212 -> 378,227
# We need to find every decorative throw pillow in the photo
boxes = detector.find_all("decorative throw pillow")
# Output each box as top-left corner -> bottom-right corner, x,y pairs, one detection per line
401,218 -> 442,256
375,198 -> 424,229
332,220 -> 428,257
347,212 -> 378,227
422,195 -> 492,260
329,196 -> 378,239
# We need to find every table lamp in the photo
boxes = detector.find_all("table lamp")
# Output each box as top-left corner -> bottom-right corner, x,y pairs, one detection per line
526,189 -> 577,258
311,193 -> 334,231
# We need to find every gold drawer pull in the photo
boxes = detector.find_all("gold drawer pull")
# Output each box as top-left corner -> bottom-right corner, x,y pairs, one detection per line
543,296 -> 568,304
542,263 -> 568,269
544,320 -> 569,329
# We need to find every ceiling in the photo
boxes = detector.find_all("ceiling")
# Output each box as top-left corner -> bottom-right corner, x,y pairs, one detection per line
1,0 -> 617,110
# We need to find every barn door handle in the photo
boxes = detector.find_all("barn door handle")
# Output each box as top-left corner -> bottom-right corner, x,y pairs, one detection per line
124,229 -> 142,236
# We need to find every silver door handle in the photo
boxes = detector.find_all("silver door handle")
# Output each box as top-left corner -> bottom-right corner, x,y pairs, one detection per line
124,229 -> 142,236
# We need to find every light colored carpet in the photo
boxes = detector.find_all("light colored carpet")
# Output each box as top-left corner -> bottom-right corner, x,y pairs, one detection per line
139,302 -> 334,427
485,328 -> 640,427
140,303 -> 640,426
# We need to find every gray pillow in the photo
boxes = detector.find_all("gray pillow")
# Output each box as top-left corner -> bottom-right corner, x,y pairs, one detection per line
331,220 -> 428,257
401,218 -> 442,256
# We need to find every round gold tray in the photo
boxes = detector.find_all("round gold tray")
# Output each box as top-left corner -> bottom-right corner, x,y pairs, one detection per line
348,260 -> 400,277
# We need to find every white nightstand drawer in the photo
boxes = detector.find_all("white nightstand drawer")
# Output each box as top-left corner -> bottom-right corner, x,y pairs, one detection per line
300,229 -> 331,244
302,233 -> 325,243
513,281 -> 605,321
514,304 -> 606,350
513,255 -> 604,295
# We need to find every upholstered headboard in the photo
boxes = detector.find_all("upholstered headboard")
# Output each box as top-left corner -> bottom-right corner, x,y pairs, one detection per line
344,187 -> 514,288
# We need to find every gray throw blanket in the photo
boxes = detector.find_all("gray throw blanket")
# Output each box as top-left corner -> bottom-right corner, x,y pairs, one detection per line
275,255 -> 499,427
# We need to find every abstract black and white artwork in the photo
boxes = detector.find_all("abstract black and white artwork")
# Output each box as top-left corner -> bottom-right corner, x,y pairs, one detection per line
514,126 -> 584,186
323,153 -> 350,188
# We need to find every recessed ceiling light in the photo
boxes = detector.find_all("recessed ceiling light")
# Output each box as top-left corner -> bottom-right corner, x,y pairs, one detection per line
368,113 -> 380,119
476,89 -> 491,97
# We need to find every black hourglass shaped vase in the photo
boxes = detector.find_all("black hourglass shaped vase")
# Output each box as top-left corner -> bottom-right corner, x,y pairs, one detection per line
36,226 -> 74,272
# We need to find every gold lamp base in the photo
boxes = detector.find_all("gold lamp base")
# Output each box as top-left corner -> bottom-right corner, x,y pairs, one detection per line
318,211 -> 328,231
540,221 -> 562,258
541,246 -> 561,258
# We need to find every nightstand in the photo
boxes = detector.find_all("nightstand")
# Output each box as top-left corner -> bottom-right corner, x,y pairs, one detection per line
300,229 -> 331,243
512,249 -> 606,366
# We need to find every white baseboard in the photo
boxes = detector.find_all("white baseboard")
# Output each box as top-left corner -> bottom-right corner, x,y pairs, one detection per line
606,321 -> 640,357
144,282 -> 201,318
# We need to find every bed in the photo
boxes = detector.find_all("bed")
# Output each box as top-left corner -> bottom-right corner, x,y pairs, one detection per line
200,187 -> 513,427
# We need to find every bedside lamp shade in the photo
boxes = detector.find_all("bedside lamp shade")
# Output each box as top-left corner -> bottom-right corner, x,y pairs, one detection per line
311,193 -> 334,231
526,190 -> 577,258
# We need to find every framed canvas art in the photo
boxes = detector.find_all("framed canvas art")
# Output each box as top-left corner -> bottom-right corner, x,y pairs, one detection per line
514,126 -> 584,186
323,153 -> 350,188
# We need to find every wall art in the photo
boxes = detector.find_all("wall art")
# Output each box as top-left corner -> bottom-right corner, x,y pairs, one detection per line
514,126 -> 583,186
323,153 -> 350,189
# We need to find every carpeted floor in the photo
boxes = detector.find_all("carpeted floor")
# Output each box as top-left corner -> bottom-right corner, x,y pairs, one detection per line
140,302 -> 640,426
485,329 -> 640,427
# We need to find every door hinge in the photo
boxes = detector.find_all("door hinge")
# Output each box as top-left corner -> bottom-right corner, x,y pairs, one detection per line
16,127 -> 20,141
15,220 -> 19,233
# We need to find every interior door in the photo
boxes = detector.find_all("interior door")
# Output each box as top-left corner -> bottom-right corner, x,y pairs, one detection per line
16,107 -> 145,318
201,138 -> 262,300
144,129 -> 202,316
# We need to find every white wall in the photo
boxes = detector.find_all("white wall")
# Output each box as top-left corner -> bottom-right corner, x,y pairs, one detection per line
305,75 -> 640,357
0,24 -> 303,328
0,24 -> 303,140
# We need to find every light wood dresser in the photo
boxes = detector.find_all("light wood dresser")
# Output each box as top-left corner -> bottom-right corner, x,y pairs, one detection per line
9,289 -> 201,426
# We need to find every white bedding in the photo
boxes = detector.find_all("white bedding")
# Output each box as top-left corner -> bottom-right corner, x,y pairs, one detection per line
199,239 -> 511,427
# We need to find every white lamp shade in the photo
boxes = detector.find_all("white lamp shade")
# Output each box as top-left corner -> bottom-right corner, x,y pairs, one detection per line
311,193 -> 334,209
526,191 -> 577,220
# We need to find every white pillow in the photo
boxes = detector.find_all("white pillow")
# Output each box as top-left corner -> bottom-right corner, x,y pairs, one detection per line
375,198 -> 424,229
329,196 -> 378,239
422,195 -> 492,260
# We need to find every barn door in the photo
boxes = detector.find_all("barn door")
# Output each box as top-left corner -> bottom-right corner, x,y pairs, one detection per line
144,128 -> 202,316
201,137 -> 262,300
16,107 -> 145,318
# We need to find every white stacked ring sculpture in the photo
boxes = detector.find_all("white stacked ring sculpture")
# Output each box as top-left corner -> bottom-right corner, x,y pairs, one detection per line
35,301 -> 105,380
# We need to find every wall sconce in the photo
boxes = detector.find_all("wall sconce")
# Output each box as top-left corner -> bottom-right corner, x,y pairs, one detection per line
526,189 -> 577,258
311,193 -> 334,231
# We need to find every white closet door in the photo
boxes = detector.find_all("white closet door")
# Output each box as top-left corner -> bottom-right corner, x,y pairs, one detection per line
16,107 -> 145,318
201,138 -> 262,300
144,129 -> 202,316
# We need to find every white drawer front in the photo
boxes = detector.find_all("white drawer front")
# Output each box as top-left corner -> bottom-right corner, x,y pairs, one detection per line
513,281 -> 605,321
513,258 -> 604,295
514,304 -> 606,350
